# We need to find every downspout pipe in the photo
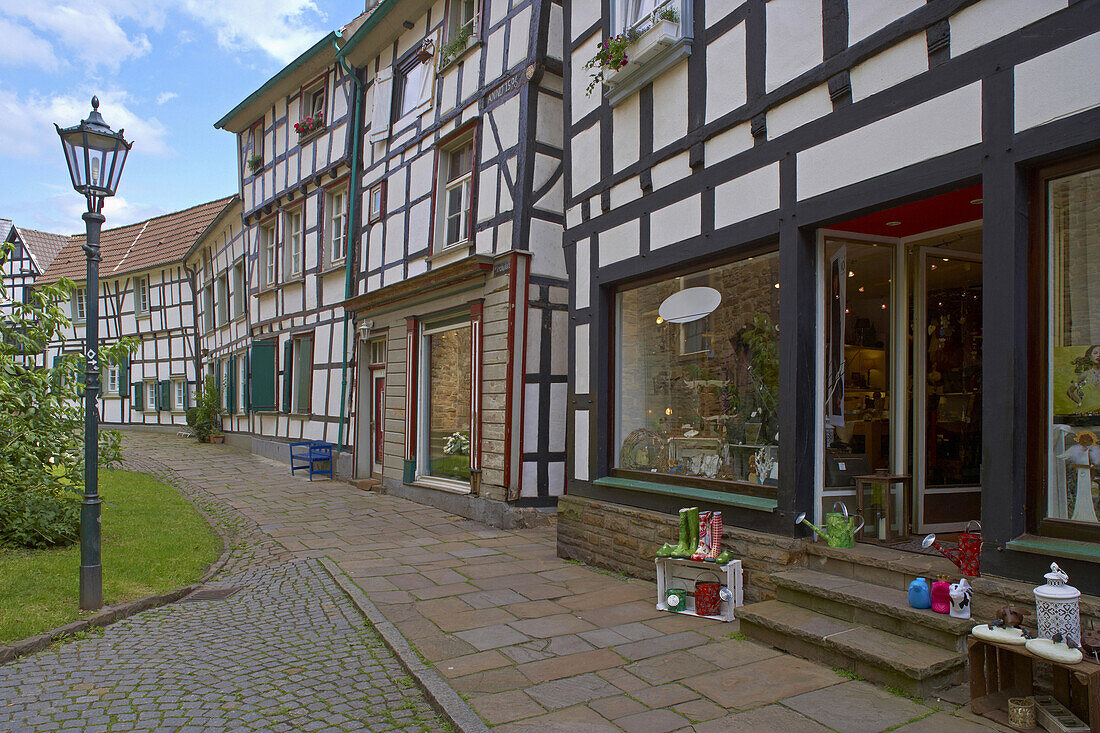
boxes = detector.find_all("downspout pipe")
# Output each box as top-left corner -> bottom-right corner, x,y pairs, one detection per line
336,40 -> 363,453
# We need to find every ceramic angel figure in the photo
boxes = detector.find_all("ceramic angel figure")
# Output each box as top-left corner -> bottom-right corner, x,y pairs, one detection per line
1058,430 -> 1100,524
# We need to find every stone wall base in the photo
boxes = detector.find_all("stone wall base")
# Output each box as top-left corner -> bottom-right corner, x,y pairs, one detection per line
382,478 -> 556,530
557,495 -> 804,603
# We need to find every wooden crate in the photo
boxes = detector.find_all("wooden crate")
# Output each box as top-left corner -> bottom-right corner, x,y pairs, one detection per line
968,636 -> 1100,732
654,557 -> 742,623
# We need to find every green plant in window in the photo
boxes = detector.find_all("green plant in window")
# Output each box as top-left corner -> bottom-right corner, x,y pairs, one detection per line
656,6 -> 679,22
247,154 -> 263,174
439,25 -> 473,69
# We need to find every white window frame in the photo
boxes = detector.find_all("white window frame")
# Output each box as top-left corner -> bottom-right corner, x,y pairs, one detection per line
396,50 -> 434,123
261,222 -> 277,287
238,356 -> 247,414
285,210 -> 303,279
439,138 -> 474,251
231,261 -> 245,319
326,188 -> 348,264
447,0 -> 479,44
135,276 -> 149,315
107,365 -> 119,395
73,287 -> 87,322
174,380 -> 185,411
416,319 -> 473,492
146,381 -> 157,412
368,181 -> 386,224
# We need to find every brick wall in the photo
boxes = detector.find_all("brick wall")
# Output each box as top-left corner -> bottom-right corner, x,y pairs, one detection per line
557,494 -> 803,603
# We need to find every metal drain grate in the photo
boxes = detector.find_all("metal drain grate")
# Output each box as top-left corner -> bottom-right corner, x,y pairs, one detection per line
181,585 -> 242,602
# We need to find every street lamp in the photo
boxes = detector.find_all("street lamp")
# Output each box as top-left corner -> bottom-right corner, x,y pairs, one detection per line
55,96 -> 132,611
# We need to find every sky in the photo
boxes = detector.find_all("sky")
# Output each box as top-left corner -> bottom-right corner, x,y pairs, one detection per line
0,0 -> 365,234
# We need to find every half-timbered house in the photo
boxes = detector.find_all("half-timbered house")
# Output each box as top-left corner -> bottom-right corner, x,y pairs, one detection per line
558,0 -> 1100,694
214,15 -> 368,474
37,197 -> 236,426
1,221 -> 69,321
331,0 -> 568,526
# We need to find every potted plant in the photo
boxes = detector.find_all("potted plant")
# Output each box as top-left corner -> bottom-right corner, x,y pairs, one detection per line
247,154 -> 263,174
585,3 -> 682,93
192,375 -> 224,443
294,112 -> 324,137
438,25 -> 473,70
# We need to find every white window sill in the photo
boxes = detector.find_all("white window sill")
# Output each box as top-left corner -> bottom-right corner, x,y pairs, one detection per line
412,476 -> 471,495
604,24 -> 691,107
135,312 -> 150,320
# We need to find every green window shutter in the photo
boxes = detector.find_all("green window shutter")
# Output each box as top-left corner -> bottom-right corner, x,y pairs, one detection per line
159,379 -> 170,411
184,380 -> 191,409
249,340 -> 276,411
282,339 -> 294,413
228,355 -> 237,414
120,355 -> 129,387
132,381 -> 144,411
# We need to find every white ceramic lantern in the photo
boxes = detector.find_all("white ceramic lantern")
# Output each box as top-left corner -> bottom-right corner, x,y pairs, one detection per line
1033,562 -> 1081,645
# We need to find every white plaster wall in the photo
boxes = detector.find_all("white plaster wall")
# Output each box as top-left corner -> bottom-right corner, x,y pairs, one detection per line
598,218 -> 640,267
494,96 -> 521,152
407,200 -> 431,254
765,0 -> 822,92
650,194 -> 701,251
707,0 -> 746,28
705,21 -> 747,124
536,93 -> 564,148
797,82 -> 983,201
705,122 -> 753,167
950,0 -> 1067,58
575,238 -> 590,310
612,92 -> 640,173
570,124 -> 601,196
767,83 -> 831,140
610,179 -> 641,208
507,7 -> 532,70
714,163 -> 780,229
529,218 -> 567,279
850,32 -> 928,102
571,34 -> 602,122
652,60 -> 689,151
571,0 -> 599,42
384,215 -> 405,264
547,3 -> 564,60
1014,30 -> 1100,132
650,151 -> 690,191
574,409 -> 589,481
574,323 -> 590,394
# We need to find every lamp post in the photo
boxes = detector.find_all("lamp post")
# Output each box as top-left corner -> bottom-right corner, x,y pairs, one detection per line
55,97 -> 132,611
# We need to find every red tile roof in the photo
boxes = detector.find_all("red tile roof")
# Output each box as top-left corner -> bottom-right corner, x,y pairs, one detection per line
39,196 -> 236,284
15,227 -> 70,273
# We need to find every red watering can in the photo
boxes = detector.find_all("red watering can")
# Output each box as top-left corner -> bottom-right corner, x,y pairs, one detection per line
922,520 -> 982,578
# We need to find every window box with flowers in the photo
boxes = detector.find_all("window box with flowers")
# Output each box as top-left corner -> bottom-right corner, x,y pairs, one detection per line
246,154 -> 264,175
588,1 -> 688,105
294,112 -> 326,140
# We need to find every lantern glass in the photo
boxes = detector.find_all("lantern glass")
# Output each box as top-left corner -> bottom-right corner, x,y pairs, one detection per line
55,98 -> 131,199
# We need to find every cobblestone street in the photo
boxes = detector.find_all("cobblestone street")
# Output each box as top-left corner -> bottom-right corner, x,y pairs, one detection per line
1,431 -> 1010,732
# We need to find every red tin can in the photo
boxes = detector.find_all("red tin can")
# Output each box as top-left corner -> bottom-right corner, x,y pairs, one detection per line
695,579 -> 721,616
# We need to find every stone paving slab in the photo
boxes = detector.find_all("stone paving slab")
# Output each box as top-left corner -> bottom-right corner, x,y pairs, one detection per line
76,430 -> 1011,732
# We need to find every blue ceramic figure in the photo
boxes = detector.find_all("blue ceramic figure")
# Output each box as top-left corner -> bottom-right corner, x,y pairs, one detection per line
908,577 -> 932,609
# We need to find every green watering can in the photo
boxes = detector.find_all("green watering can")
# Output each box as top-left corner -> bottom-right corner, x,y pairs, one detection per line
796,502 -> 865,548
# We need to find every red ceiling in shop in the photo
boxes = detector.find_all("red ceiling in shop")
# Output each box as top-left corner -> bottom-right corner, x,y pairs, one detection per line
829,184 -> 984,238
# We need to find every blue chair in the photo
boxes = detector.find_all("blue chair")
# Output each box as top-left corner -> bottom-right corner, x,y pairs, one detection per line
290,441 -> 334,481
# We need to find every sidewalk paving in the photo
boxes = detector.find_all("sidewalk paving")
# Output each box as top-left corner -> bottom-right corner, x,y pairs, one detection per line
120,431 -> 1008,732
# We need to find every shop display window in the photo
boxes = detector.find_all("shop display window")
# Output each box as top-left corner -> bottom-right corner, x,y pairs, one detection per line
420,321 -> 472,485
1045,163 -> 1100,530
614,251 -> 781,494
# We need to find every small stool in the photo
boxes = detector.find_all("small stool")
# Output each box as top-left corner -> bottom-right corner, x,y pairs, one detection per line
854,471 -> 912,543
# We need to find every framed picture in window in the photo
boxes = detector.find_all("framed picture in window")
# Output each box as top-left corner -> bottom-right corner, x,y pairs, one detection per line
369,181 -> 386,224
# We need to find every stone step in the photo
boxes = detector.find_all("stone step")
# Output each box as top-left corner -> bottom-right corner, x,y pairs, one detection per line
773,568 -> 973,652
803,541 -> 961,592
738,600 -> 966,699
352,478 -> 383,491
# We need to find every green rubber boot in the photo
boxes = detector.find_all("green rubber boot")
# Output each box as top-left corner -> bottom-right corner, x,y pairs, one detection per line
656,507 -> 691,557
672,507 -> 699,559
714,549 -> 733,565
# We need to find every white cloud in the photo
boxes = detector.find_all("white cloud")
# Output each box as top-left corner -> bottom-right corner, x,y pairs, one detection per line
182,0 -> 329,63
0,86 -> 171,157
156,91 -> 178,105
24,190 -> 165,232
0,1 -> 152,72
0,18 -> 58,72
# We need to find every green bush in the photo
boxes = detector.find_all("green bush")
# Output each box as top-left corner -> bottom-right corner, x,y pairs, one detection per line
185,407 -> 200,427
192,375 -> 223,441
0,487 -> 80,549
0,242 -> 136,549
99,429 -> 124,469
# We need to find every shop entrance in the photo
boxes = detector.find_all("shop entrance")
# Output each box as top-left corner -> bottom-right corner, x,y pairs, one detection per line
817,185 -> 985,540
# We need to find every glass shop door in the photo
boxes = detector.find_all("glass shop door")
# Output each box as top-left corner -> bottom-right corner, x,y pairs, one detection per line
913,247 -> 983,532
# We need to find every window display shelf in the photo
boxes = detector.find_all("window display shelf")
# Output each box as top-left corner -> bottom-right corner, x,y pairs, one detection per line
594,476 -> 778,512
655,556 -> 743,623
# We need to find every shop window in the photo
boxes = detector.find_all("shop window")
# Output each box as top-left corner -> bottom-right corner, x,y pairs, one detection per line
284,210 -> 302,279
1044,162 -> 1100,533
438,137 -> 474,250
419,321 -> 472,486
326,188 -> 348,265
614,252 -> 781,493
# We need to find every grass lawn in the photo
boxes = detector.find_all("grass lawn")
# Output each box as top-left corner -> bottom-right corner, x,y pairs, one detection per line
0,469 -> 221,644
